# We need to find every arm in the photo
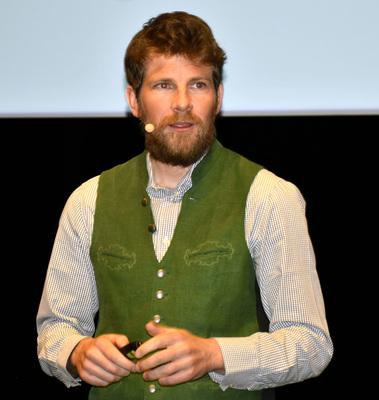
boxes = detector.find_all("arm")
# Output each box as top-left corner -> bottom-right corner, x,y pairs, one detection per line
37,177 -> 100,387
210,169 -> 333,390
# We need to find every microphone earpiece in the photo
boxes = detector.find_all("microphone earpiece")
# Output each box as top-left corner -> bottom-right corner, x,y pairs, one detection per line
145,123 -> 155,133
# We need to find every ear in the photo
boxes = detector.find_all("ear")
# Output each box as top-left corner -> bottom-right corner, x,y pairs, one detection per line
216,83 -> 224,114
125,85 -> 139,117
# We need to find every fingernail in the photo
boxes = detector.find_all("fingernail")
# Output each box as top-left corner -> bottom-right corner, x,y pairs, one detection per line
134,362 -> 141,373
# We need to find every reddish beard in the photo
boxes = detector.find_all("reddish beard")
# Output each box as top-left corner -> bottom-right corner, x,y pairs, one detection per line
142,112 -> 217,167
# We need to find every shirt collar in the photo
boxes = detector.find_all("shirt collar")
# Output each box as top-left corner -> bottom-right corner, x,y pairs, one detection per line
146,152 -> 205,197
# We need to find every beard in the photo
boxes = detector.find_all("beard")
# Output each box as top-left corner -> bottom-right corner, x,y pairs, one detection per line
141,110 -> 217,167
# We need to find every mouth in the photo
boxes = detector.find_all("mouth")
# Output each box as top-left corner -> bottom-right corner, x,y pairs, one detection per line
168,122 -> 195,132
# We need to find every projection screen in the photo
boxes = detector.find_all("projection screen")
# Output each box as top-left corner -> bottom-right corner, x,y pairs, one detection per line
1,0 -> 378,117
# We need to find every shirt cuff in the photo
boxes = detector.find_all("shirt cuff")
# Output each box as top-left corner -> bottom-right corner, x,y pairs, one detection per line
209,337 -> 259,391
57,334 -> 88,387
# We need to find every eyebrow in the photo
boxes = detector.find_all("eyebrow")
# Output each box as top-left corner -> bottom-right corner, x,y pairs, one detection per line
148,76 -> 213,86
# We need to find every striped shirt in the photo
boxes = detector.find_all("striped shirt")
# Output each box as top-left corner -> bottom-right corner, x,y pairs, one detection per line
37,152 -> 333,391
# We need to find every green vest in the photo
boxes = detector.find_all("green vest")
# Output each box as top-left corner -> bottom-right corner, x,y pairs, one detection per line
89,141 -> 266,399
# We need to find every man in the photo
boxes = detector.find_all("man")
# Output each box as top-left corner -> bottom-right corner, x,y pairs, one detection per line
37,11 -> 333,399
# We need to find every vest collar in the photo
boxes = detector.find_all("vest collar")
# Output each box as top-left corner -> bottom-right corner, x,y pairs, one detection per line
190,139 -> 224,186
144,140 -> 223,195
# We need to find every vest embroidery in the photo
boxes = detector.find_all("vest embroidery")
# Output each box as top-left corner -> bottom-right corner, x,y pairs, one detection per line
97,244 -> 137,271
184,241 -> 234,267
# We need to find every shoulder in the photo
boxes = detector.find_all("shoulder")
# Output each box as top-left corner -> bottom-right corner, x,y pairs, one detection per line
222,145 -> 262,173
74,175 -> 99,207
215,144 -> 263,188
245,170 -> 309,255
61,176 -> 100,224
100,151 -> 148,182
247,169 -> 307,217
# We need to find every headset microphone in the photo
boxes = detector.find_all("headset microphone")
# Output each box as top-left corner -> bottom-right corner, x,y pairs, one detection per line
145,123 -> 155,133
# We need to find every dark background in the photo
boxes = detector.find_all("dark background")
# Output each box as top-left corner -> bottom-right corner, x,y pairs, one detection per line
4,114 -> 375,398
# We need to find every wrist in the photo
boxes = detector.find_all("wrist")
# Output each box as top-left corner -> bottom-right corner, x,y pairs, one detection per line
66,337 -> 91,378
207,338 -> 225,375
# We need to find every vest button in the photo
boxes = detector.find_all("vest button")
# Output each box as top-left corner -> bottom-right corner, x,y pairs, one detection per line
148,224 -> 156,233
141,198 -> 149,207
148,384 -> 156,393
156,290 -> 164,300
157,269 -> 165,278
153,314 -> 161,323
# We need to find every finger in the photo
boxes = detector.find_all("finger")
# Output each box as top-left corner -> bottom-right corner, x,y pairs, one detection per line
85,335 -> 135,378
141,354 -> 185,382
145,320 -> 167,336
108,335 -> 136,368
142,349 -> 201,386
113,334 -> 130,349
96,335 -> 132,368
135,322 -> 172,359
156,368 -> 193,387
135,344 -> 176,373
80,359 -> 127,387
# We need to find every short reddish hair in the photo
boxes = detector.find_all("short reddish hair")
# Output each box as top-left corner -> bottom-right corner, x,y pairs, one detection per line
124,12 -> 227,97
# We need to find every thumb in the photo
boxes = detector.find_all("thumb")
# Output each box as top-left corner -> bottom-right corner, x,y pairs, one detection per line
109,334 -> 129,349
145,320 -> 168,337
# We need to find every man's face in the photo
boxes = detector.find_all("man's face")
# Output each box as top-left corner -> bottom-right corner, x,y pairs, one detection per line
127,54 -> 223,167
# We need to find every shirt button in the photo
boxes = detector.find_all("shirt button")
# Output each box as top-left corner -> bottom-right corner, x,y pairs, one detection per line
157,269 -> 165,278
148,384 -> 156,393
153,314 -> 161,323
156,290 -> 164,300
148,224 -> 156,233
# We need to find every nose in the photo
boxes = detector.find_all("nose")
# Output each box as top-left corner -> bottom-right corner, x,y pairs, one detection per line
171,87 -> 192,113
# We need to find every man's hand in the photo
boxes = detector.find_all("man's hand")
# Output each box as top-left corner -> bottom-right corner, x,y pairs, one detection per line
67,334 -> 136,387
134,322 -> 225,386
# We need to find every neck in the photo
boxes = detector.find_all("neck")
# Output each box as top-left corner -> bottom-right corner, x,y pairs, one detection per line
150,158 -> 192,189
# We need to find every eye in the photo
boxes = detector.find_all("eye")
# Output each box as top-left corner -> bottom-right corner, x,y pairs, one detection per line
193,82 -> 206,89
157,82 -> 169,89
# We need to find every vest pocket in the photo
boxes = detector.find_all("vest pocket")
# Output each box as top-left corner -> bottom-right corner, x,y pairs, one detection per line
96,244 -> 137,271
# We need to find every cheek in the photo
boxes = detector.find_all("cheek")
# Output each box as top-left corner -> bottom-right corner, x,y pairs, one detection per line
142,99 -> 171,124
199,99 -> 218,120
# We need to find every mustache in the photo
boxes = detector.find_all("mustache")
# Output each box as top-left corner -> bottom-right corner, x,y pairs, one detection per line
158,113 -> 203,129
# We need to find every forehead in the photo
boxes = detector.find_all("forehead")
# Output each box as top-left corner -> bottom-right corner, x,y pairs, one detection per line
143,54 -> 213,82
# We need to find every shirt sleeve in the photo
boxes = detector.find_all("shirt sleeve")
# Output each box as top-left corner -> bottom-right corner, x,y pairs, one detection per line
209,169 -> 333,391
36,176 -> 99,387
